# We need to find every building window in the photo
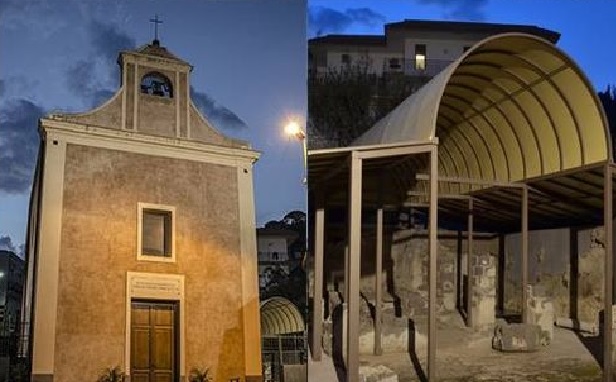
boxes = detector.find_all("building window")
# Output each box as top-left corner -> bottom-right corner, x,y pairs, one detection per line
341,53 -> 351,65
415,44 -> 426,71
140,72 -> 173,98
389,58 -> 401,70
137,203 -> 175,262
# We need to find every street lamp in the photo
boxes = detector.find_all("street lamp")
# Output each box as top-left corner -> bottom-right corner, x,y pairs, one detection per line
284,119 -> 309,364
284,120 -> 307,184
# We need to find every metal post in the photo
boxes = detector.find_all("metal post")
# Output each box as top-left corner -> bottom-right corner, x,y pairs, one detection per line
347,152 -> 362,382
467,197 -> 474,327
344,246 -> 349,302
604,163 -> 613,382
312,194 -> 325,361
521,186 -> 529,323
375,207 -> 383,355
428,146 -> 438,381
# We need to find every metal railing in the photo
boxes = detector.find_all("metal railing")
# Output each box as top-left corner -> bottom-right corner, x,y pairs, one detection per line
261,334 -> 306,382
0,329 -> 30,382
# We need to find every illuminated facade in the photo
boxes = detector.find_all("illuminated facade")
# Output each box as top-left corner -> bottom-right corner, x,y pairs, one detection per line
24,39 -> 262,382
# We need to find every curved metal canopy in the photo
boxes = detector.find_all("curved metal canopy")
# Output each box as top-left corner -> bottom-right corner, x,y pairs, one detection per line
353,33 -> 611,195
260,297 -> 305,335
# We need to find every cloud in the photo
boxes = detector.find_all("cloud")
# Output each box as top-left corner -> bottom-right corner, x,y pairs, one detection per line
59,15 -> 245,131
0,79 -> 4,97
89,19 -> 136,79
0,236 -> 16,253
190,86 -> 247,130
416,0 -> 488,21
0,99 -> 45,194
64,20 -> 136,108
308,6 -> 386,36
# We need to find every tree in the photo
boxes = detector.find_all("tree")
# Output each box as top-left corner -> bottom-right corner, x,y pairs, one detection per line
599,85 -> 616,156
308,65 -> 429,148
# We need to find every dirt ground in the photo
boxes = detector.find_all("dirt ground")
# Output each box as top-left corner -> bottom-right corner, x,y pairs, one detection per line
359,326 -> 605,382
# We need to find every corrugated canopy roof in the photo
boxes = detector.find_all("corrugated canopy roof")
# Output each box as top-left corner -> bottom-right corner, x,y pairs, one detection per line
351,33 -> 611,194
260,297 -> 305,335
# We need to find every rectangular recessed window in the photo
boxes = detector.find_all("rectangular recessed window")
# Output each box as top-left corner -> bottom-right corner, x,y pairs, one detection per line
341,53 -> 351,65
138,203 -> 175,262
415,44 -> 426,71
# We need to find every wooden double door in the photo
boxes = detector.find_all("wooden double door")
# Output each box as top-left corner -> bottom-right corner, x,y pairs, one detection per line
131,301 -> 179,382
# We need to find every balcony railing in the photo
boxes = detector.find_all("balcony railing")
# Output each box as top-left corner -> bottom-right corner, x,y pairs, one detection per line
308,57 -> 454,79
381,57 -> 454,77
258,251 -> 289,262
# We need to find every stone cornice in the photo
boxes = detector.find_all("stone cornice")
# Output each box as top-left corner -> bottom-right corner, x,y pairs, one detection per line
40,118 -> 260,166
120,52 -> 192,72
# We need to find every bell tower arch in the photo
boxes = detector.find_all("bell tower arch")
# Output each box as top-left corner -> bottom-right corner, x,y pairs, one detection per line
118,39 -> 193,137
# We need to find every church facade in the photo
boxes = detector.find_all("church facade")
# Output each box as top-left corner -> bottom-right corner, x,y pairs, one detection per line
24,39 -> 262,382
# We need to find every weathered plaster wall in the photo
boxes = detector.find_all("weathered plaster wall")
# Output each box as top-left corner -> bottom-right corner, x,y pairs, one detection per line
54,144 -> 245,382
503,227 -> 607,325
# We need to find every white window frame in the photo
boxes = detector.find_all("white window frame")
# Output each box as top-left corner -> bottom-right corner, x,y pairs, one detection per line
137,202 -> 176,262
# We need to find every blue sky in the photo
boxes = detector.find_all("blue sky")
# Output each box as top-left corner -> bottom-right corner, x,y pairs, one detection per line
1,0 -> 615,252
0,0 -> 307,251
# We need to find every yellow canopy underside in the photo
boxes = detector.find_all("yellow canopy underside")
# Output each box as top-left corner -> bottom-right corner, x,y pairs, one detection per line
352,33 -> 611,194
260,296 -> 305,335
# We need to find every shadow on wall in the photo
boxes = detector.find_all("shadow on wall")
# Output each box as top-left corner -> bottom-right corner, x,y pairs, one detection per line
216,307 -> 246,382
331,303 -> 347,382
408,319 -> 427,382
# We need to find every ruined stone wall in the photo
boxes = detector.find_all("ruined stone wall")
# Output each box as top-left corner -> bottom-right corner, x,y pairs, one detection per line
503,227 -> 607,325
385,229 -> 498,318
54,144 -> 245,382
322,227 -> 499,319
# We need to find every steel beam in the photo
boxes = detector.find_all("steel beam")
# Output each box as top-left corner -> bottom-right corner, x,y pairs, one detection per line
312,193 -> 325,361
375,207 -> 383,356
604,163 -> 613,382
416,174 -> 525,188
347,152 -> 362,382
467,197 -> 474,327
428,146 -> 438,381
521,186 -> 529,323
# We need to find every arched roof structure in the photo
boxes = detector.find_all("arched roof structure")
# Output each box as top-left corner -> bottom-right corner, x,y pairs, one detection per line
260,297 -> 305,336
352,33 -> 611,195
309,32 -> 613,229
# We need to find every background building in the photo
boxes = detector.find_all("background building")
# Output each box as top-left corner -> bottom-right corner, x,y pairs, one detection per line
309,19 -> 559,78
0,250 -> 24,382
257,228 -> 299,293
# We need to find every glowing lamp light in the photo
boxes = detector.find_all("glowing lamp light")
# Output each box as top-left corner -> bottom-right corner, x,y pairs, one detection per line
285,121 -> 305,139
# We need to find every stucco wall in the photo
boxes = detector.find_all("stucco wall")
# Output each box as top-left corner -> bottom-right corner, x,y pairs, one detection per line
54,144 -> 245,382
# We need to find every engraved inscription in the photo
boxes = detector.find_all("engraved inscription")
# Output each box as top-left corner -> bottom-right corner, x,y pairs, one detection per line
130,275 -> 181,299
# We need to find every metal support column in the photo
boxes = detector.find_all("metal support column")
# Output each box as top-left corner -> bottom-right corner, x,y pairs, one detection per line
375,207 -> 383,355
312,193 -> 325,361
344,246 -> 348,302
521,185 -> 529,323
347,152 -> 362,382
428,146 -> 438,381
604,163 -> 613,382
467,197 -> 474,327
